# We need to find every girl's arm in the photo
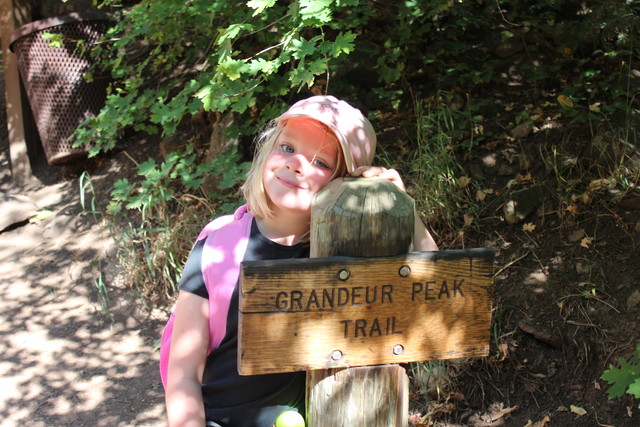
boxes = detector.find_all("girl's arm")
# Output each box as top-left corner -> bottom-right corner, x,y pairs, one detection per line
411,209 -> 439,251
351,166 -> 439,252
165,290 -> 210,426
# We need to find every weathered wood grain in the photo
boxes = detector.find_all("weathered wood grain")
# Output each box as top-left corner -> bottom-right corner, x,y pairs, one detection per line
239,250 -> 494,373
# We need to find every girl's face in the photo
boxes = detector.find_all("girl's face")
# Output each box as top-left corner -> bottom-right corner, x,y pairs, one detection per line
262,117 -> 340,216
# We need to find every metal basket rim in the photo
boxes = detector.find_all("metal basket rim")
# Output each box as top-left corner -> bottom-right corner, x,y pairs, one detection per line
9,11 -> 114,51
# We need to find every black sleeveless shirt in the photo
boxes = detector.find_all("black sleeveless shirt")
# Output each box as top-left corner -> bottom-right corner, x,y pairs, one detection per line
179,219 -> 309,427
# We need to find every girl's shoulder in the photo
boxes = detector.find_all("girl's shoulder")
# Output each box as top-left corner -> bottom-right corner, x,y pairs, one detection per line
196,204 -> 252,242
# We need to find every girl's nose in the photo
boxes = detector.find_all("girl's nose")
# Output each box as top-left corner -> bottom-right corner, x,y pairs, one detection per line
286,153 -> 309,174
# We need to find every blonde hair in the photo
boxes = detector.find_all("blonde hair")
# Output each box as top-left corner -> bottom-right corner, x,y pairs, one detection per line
241,119 -> 347,220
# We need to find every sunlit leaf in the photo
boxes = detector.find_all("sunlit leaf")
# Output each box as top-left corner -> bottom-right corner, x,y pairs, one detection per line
30,210 -> 54,223
557,94 -> 574,108
41,32 -> 64,48
570,405 -> 587,416
246,0 -> 276,16
329,31 -> 357,56
628,378 -> 640,398
580,236 -> 594,248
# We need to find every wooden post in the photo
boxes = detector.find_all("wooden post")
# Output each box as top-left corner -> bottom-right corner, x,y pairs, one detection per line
1,0 -> 33,184
306,177 -> 413,427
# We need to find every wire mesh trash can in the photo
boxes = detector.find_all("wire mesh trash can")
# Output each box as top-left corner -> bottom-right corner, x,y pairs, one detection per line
9,11 -> 113,165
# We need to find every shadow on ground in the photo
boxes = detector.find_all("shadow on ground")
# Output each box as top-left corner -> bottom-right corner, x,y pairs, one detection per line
0,124 -> 168,426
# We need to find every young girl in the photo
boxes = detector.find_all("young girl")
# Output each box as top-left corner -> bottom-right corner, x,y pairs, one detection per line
165,95 -> 438,427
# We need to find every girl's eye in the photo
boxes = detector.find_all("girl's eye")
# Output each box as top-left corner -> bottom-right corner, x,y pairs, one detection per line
312,158 -> 331,170
280,144 -> 294,153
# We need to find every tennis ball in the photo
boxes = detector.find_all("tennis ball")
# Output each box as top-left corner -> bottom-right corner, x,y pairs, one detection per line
275,410 -> 305,427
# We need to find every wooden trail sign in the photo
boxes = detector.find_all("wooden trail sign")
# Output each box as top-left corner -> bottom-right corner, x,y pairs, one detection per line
239,248 -> 494,374
238,178 -> 494,426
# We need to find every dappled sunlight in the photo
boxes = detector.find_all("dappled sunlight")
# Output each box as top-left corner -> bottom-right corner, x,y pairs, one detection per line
240,245 -> 493,377
0,171 -> 166,426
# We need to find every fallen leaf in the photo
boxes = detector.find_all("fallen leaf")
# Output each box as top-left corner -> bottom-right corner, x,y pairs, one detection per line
491,405 -> 519,422
566,205 -> 579,215
29,209 -> 54,223
588,178 -> 615,191
463,214 -> 474,227
516,173 -> 532,182
580,236 -> 594,249
558,94 -> 574,108
570,405 -> 587,416
458,176 -> 472,187
522,223 -> 536,232
527,414 -> 552,427
506,179 -> 519,188
476,190 -> 487,201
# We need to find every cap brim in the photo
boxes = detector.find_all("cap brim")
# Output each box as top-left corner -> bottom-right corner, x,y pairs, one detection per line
276,113 -> 357,173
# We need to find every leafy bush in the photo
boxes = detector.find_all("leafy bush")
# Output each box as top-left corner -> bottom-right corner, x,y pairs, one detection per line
75,0 -> 363,155
75,0 -> 639,299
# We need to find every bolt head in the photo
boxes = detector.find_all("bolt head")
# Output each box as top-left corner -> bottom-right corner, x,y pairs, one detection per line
338,269 -> 350,281
399,265 -> 411,277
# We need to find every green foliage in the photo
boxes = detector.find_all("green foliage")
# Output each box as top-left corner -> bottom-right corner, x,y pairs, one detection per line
80,146 -> 249,299
108,146 -> 249,298
75,0 -> 639,153
399,94 -> 491,236
410,360 -> 449,400
601,342 -> 640,407
75,0 -> 361,155
109,144 -> 249,215
41,32 -> 64,48
73,0 -> 639,297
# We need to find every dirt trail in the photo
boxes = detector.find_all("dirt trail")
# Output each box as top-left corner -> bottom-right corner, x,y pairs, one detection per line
0,159 -> 167,425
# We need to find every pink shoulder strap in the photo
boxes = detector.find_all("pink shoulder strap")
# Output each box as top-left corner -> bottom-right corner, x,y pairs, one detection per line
199,204 -> 253,352
159,205 -> 252,389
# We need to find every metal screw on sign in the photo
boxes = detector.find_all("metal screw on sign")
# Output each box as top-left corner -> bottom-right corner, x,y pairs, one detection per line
331,350 -> 343,361
398,265 -> 411,277
392,344 -> 404,355
338,269 -> 350,281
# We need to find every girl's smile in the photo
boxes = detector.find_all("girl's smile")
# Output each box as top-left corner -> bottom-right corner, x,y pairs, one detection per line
276,175 -> 305,190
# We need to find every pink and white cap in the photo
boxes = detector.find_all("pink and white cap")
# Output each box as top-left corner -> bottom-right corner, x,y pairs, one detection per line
276,95 -> 377,173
